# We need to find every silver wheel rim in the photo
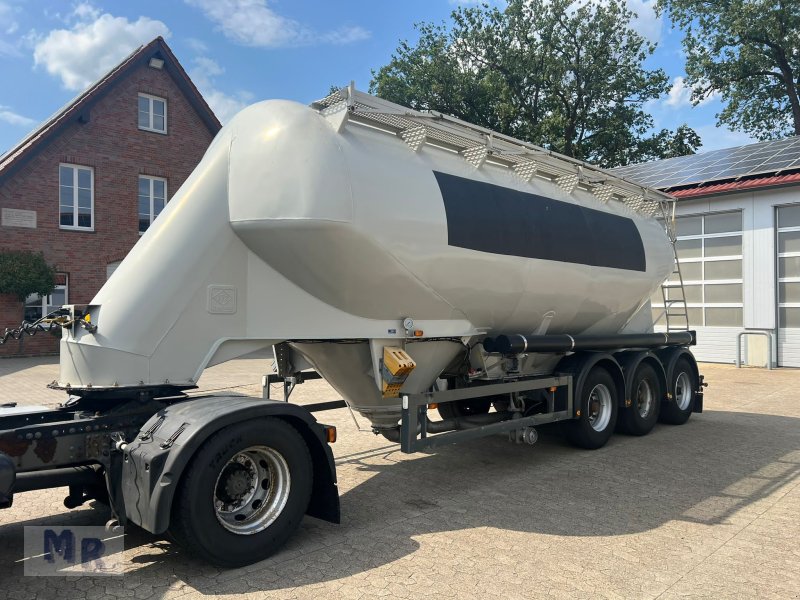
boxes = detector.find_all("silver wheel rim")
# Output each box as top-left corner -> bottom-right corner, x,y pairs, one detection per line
213,445 -> 291,535
636,378 -> 653,418
587,383 -> 613,432
675,372 -> 692,410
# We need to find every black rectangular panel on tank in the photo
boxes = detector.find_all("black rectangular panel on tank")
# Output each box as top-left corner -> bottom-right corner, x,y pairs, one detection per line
434,171 -> 647,272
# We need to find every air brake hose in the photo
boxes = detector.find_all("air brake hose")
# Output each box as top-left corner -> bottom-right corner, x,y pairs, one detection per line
0,309 -> 71,345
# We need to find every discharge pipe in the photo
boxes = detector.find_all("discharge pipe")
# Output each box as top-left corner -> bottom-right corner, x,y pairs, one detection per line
484,331 -> 695,354
379,411 -> 512,443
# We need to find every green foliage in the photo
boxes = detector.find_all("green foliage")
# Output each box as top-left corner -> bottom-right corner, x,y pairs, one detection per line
371,0 -> 701,167
658,0 -> 800,140
0,251 -> 56,303
638,124 -> 704,162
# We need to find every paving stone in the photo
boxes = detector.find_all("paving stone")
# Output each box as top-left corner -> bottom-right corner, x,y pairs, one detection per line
0,358 -> 798,599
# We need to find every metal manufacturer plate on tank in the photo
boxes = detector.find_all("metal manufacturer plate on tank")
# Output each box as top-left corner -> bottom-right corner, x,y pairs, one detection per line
207,285 -> 237,314
434,171 -> 647,271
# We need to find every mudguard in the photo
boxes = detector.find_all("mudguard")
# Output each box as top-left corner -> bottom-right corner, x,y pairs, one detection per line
121,395 -> 339,534
614,350 -> 668,408
655,347 -> 703,412
555,352 -> 624,417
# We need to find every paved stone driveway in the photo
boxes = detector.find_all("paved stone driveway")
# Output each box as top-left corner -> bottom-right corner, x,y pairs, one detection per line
0,355 -> 798,599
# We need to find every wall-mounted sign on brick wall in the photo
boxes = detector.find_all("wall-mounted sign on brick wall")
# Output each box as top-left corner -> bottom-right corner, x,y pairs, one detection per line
1,207 -> 37,229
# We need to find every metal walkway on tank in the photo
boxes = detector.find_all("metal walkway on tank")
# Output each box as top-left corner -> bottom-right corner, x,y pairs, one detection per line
313,84 -> 675,220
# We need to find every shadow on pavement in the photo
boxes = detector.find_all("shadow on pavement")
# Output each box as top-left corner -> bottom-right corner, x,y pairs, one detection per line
0,409 -> 798,596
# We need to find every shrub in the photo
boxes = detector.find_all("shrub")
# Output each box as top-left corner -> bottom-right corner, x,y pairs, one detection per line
0,251 -> 56,303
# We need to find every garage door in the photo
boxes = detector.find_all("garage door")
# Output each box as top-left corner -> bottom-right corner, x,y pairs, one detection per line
777,205 -> 800,367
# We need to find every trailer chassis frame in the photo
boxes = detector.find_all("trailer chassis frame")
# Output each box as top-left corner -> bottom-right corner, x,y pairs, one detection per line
399,375 -> 573,453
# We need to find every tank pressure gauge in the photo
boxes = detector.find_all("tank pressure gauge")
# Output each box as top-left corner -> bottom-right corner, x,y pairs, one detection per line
403,317 -> 414,330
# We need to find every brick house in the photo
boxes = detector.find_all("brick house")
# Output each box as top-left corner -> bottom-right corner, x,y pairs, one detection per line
0,37 -> 221,356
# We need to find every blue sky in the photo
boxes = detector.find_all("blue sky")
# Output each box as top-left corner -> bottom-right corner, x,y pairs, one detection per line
0,0 -> 755,158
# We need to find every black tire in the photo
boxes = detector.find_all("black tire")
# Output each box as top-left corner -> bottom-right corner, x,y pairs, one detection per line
564,366 -> 619,449
618,362 -> 662,436
660,357 -> 696,425
169,417 -> 313,567
437,397 -> 492,419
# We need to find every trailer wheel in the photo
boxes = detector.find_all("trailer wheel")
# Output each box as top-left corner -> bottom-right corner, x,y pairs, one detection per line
564,366 -> 618,449
660,357 -> 696,425
169,417 -> 312,567
618,362 -> 661,436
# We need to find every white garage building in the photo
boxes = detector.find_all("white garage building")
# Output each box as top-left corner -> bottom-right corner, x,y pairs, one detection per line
613,137 -> 800,367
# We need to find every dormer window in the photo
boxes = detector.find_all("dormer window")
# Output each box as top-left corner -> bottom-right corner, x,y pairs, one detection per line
138,93 -> 167,134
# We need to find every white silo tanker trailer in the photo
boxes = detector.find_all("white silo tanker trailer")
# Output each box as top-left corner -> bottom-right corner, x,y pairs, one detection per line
0,85 -> 704,567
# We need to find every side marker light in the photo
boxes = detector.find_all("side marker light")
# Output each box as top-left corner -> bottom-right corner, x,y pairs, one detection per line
325,426 -> 337,444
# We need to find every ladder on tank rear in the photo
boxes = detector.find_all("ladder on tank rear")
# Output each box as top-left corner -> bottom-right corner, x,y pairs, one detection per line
661,243 -> 690,332
658,206 -> 689,332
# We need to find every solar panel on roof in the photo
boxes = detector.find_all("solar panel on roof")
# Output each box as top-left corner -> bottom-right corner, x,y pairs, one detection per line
612,135 -> 800,189
769,148 -> 800,163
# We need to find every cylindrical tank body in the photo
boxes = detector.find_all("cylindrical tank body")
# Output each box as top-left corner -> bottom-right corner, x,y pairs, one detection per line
58,98 -> 674,430
228,100 -> 673,335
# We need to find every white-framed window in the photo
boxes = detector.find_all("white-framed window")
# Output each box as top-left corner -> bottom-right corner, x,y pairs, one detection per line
653,211 -> 743,327
59,164 -> 93,230
138,93 -> 167,133
138,176 -> 167,233
24,274 -> 68,321
777,204 -> 800,328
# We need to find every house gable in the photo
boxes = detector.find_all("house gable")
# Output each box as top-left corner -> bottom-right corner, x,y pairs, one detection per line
0,37 -> 220,185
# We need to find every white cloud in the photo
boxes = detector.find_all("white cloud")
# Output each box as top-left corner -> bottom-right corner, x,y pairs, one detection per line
665,76 -> 718,108
666,76 -> 692,107
185,37 -> 209,53
0,1 -> 21,55
190,55 -> 253,124
562,1 -> 663,44
319,26 -> 371,46
0,1 -> 17,32
33,5 -> 170,91
186,0 -> 370,48
194,56 -> 224,78
0,105 -> 36,127
204,88 -> 253,124
624,0 -> 662,44
71,2 -> 100,23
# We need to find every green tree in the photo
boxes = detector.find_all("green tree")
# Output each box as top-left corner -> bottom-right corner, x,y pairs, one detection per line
637,124 -> 704,162
371,0 -> 701,168
0,251 -> 55,307
658,0 -> 800,140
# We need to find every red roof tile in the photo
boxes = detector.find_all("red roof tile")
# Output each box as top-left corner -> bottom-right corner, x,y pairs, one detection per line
669,171 -> 800,198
